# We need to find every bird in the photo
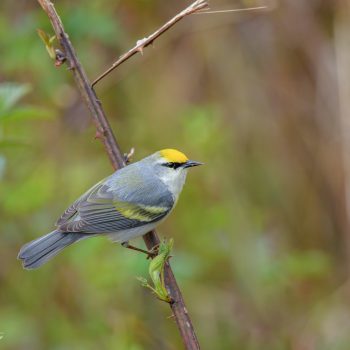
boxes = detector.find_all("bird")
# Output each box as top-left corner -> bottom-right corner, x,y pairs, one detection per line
18,149 -> 202,269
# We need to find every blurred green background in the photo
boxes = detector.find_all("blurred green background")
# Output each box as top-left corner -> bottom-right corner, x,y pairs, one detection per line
2,0 -> 350,349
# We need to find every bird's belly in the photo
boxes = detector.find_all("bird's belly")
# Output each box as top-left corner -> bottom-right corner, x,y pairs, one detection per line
107,222 -> 158,243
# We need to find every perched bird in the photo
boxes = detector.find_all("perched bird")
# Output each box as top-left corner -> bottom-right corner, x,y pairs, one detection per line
18,149 -> 202,269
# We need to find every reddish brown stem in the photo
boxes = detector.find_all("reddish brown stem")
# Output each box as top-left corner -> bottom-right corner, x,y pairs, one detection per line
91,0 -> 208,87
36,1 -> 201,349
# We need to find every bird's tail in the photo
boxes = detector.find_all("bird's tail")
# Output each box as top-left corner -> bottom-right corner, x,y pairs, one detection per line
18,230 -> 86,269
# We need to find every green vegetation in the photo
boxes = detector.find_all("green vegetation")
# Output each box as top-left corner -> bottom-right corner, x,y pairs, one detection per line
137,239 -> 174,303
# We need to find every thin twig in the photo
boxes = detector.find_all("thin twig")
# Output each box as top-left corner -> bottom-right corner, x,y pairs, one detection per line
91,0 -> 209,87
196,6 -> 268,14
36,1 -> 201,349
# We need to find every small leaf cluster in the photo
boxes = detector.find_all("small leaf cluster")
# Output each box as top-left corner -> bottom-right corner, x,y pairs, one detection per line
137,239 -> 174,303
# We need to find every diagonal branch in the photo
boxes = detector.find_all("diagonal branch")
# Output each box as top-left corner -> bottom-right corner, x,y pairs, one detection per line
36,0 -> 202,349
92,0 -> 208,87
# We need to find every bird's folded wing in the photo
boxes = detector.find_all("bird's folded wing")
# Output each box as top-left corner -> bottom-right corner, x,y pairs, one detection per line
56,181 -> 171,233
55,179 -> 105,227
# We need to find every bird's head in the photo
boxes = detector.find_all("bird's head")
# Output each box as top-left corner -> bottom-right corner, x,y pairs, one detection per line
148,148 -> 203,197
158,148 -> 202,170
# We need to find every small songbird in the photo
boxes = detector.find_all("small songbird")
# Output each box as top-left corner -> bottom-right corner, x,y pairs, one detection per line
18,149 -> 202,269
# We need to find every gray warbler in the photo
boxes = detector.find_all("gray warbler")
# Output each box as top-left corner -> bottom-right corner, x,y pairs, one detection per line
18,148 -> 202,269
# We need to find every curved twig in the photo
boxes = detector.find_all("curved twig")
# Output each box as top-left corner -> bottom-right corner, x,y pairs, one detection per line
91,0 -> 208,87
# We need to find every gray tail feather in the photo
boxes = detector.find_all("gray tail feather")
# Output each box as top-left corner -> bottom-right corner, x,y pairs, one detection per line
18,230 -> 85,269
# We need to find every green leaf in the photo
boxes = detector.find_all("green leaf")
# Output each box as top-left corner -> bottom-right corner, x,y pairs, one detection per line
37,29 -> 51,46
0,106 -> 52,122
138,239 -> 174,303
0,83 -> 31,115
37,29 -> 56,59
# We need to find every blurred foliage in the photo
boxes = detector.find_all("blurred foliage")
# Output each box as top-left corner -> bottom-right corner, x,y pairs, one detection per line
1,0 -> 350,349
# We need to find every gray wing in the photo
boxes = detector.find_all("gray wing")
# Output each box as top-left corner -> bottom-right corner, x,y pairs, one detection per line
56,180 -> 104,227
56,168 -> 174,234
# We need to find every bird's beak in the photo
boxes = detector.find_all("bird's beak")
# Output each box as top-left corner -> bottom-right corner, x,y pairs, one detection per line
184,160 -> 203,168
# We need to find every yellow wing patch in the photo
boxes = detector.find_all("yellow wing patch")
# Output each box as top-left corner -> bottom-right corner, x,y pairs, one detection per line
160,149 -> 188,163
114,201 -> 168,222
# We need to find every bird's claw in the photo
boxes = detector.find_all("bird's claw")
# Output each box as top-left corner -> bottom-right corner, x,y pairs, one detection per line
146,244 -> 160,259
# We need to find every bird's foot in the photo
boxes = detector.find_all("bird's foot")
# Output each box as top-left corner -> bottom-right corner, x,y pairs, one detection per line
121,241 -> 159,259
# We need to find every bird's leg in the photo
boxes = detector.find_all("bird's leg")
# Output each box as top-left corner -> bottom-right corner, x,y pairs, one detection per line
121,241 -> 159,259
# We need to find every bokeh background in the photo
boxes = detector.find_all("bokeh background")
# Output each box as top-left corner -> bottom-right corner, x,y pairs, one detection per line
2,0 -> 350,349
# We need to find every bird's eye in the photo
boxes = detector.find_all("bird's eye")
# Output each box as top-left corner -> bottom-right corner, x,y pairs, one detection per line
162,162 -> 182,169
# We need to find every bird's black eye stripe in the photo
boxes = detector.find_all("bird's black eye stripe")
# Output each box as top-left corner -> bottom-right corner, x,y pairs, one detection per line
162,162 -> 183,169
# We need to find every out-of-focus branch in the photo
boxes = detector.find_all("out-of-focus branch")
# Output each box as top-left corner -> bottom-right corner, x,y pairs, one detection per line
36,0 -> 202,349
335,6 -> 350,272
92,0 -> 208,87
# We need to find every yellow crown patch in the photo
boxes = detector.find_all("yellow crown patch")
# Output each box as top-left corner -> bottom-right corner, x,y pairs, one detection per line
160,149 -> 188,163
